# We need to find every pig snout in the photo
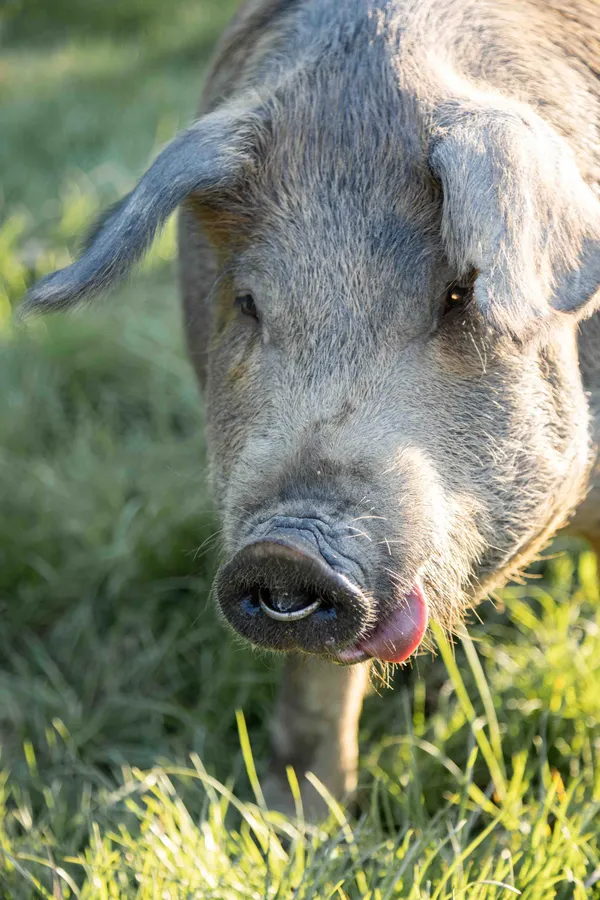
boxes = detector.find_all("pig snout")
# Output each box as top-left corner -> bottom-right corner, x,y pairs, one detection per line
215,528 -> 369,658
214,518 -> 428,665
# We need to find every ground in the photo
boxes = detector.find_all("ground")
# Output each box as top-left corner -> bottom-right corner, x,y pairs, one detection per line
0,1 -> 599,897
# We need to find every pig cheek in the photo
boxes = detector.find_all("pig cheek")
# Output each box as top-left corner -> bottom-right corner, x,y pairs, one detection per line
207,337 -> 263,490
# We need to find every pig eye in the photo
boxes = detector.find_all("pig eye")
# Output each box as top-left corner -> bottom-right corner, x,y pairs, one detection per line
236,293 -> 260,322
441,283 -> 473,318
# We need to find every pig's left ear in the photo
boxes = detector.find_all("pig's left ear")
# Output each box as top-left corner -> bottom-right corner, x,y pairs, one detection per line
20,104 -> 259,315
429,101 -> 600,339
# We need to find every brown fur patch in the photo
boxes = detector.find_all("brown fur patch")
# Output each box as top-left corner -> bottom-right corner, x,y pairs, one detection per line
187,197 -> 252,250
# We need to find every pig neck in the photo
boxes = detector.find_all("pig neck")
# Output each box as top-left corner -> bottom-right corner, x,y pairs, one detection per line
573,313 -> 600,542
578,314 -> 600,448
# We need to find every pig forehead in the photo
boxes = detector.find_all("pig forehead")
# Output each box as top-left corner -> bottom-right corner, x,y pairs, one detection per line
237,200 -> 446,325
244,135 -> 444,314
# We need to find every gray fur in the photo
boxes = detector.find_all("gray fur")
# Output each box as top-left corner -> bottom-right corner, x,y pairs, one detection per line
430,100 -> 600,338
22,0 -> 600,816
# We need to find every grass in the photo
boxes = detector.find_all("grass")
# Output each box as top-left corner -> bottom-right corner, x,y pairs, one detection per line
0,1 -> 599,896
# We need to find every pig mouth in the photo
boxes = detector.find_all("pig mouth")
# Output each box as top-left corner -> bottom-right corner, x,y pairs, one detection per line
333,579 -> 428,665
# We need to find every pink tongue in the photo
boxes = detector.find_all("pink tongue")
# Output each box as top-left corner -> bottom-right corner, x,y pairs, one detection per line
338,581 -> 428,664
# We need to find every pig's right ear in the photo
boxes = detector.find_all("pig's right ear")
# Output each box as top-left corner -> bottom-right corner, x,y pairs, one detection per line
429,100 -> 600,340
20,106 -> 258,316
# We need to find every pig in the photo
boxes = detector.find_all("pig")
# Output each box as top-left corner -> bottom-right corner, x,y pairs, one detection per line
23,0 -> 600,819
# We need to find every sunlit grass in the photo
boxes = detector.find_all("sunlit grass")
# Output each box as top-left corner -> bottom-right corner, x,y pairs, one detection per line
1,568 -> 599,898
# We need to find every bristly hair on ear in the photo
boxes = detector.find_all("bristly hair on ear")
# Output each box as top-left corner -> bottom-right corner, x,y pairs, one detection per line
79,195 -> 131,255
19,103 -> 264,318
430,98 -> 600,341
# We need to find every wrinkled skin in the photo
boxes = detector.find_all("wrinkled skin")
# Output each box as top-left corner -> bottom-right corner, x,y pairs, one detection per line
25,0 -> 600,818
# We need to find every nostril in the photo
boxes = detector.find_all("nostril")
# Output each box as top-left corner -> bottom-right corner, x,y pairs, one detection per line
313,598 -> 338,621
254,584 -> 323,622
258,586 -> 272,608
240,586 -> 262,618
216,537 -> 368,654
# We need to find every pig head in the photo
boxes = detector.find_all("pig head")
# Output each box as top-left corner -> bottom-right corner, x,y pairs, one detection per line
24,88 -> 600,663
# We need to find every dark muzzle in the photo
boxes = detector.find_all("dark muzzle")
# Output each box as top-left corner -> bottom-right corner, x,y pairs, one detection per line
214,534 -> 372,656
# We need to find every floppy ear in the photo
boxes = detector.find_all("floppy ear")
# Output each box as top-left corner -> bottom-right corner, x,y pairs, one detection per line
20,106 -> 257,315
429,101 -> 600,339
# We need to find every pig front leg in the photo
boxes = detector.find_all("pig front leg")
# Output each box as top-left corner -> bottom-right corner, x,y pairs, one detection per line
264,656 -> 370,820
